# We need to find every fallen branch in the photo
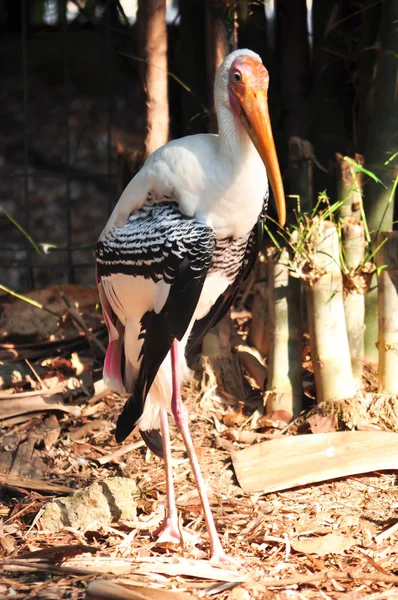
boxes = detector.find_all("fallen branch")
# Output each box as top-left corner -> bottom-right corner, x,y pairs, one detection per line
0,395 -> 81,420
86,579 -> 193,600
58,287 -> 106,356
0,474 -> 74,494
97,440 -> 146,465
0,376 -> 91,399
258,570 -> 398,588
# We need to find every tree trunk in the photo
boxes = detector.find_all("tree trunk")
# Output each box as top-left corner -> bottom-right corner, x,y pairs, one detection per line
278,0 -> 311,141
376,231 -> 398,393
137,0 -> 169,158
312,0 -> 349,196
288,137 -> 314,214
205,0 -> 232,132
278,0 -> 312,213
305,221 -> 357,403
357,0 -> 382,151
265,248 -> 302,419
250,283 -> 269,358
178,0 -> 207,135
362,0 -> 398,362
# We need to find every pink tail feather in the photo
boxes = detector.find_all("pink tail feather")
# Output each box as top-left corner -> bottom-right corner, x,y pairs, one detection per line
97,277 -> 126,393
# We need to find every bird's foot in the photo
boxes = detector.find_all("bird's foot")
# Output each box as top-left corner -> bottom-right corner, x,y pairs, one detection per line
210,551 -> 240,566
154,514 -> 182,545
209,540 -> 240,566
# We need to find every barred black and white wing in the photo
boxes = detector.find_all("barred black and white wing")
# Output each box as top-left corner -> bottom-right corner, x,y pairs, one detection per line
97,198 -> 217,443
187,196 -> 267,355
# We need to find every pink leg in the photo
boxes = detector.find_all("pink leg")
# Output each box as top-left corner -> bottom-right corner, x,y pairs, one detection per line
153,408 -> 181,545
170,340 -> 228,563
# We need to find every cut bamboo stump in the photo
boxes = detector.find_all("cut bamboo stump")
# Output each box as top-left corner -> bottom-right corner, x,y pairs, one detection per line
265,248 -> 302,418
376,231 -> 398,393
336,153 -> 364,222
342,222 -> 366,386
231,431 -> 398,494
306,221 -> 357,403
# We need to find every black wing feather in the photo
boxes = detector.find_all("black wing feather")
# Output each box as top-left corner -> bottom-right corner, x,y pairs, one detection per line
97,199 -> 216,443
187,204 -> 265,356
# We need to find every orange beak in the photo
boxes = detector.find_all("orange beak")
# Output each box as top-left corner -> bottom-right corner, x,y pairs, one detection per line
231,86 -> 286,227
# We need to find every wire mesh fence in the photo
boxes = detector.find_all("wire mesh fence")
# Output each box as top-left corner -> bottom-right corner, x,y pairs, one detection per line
0,1 -> 141,292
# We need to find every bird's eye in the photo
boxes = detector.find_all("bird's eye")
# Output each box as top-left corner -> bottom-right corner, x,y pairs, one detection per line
233,71 -> 242,83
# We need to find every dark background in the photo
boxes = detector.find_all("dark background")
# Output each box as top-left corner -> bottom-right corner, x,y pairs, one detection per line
0,0 -> 396,291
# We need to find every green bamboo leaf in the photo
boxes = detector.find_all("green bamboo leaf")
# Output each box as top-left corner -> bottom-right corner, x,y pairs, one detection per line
343,156 -> 387,188
376,264 -> 388,277
264,222 -> 282,251
365,236 -> 388,263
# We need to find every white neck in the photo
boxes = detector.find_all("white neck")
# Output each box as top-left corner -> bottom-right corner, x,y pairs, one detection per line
216,103 -> 258,167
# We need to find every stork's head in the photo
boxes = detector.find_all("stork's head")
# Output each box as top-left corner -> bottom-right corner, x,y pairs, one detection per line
215,49 -> 286,227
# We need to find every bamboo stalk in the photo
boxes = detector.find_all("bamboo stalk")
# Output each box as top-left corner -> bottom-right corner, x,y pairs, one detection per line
288,137 -> 314,213
362,0 -> 398,362
336,154 -> 364,223
306,221 -> 356,403
376,231 -> 398,393
342,222 -> 365,387
341,222 -> 365,388
265,248 -> 302,418
364,281 -> 379,363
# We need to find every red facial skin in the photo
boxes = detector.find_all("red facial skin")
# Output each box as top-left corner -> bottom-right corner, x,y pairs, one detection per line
225,56 -> 286,227
228,56 -> 270,118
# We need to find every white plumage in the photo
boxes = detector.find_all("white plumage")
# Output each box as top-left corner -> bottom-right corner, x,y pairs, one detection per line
96,48 -> 285,561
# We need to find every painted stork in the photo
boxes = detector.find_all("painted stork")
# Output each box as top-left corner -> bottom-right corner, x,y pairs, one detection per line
96,48 -> 286,562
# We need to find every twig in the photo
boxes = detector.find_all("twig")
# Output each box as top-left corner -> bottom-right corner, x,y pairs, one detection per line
0,284 -> 60,318
58,287 -> 106,356
258,571 -> 398,587
0,376 -> 88,399
97,440 -> 146,465
375,520 -> 398,545
24,358 -> 49,390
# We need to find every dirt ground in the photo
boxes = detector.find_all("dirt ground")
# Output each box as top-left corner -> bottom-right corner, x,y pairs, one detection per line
1,381 -> 398,599
0,285 -> 397,599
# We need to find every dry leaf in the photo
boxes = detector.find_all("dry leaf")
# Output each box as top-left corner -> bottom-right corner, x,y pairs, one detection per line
86,579 -> 194,599
291,533 -> 356,556
0,535 -> 15,555
338,514 -> 360,530
223,402 -> 246,427
307,414 -> 337,434
304,553 -> 325,571
230,587 -> 250,600
258,410 -> 291,429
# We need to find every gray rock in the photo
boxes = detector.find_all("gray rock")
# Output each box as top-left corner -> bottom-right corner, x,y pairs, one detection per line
40,477 -> 137,532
